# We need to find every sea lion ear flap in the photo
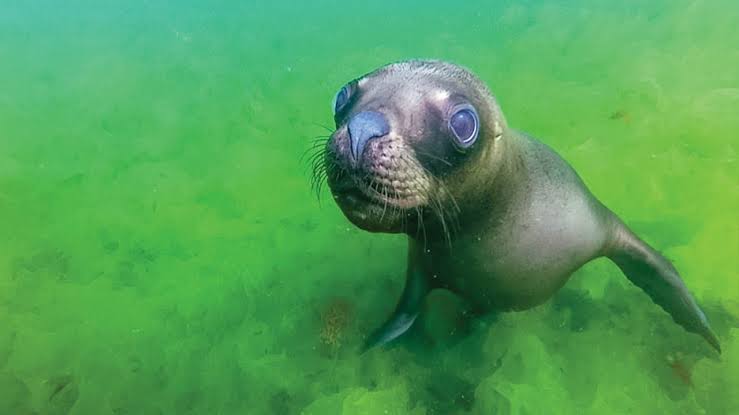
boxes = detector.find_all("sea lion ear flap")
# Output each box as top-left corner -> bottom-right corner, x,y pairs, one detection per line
485,93 -> 506,140
493,120 -> 503,141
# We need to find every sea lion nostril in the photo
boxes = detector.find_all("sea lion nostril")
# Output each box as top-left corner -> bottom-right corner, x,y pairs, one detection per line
348,111 -> 390,162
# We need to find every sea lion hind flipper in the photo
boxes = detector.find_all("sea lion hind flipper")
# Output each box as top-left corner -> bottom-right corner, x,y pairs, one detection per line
360,266 -> 429,353
607,227 -> 721,353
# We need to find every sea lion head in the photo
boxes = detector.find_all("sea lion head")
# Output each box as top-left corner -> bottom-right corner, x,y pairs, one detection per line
320,60 -> 508,234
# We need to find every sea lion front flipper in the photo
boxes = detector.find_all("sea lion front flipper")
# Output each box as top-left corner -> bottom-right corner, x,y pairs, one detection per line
361,262 -> 429,353
607,224 -> 721,353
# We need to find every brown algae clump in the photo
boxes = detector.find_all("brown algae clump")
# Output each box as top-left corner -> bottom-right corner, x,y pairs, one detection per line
609,109 -> 631,123
318,298 -> 354,351
666,352 -> 693,386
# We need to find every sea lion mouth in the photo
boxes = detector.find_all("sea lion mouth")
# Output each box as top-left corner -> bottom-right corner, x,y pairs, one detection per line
317,147 -> 461,237
316,121 -> 437,232
328,172 -> 429,232
332,175 -> 425,211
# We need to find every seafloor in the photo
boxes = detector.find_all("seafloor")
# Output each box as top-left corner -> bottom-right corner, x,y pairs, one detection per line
1,1 -> 737,414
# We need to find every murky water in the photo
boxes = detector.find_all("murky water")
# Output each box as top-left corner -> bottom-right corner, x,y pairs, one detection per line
1,1 -> 737,414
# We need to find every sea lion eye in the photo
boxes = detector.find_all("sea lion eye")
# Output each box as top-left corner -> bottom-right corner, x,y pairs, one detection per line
333,84 -> 352,114
449,105 -> 479,148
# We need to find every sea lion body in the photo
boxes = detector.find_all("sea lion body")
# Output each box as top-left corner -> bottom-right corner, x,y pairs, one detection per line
420,133 -> 610,312
317,59 -> 720,353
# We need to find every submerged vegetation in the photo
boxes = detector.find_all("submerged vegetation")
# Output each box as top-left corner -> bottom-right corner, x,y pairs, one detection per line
0,0 -> 736,413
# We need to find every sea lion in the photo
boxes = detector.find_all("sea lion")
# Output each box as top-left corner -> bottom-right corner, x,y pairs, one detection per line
314,59 -> 720,353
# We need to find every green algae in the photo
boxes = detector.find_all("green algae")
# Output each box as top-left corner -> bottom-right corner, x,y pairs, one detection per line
0,0 -> 737,414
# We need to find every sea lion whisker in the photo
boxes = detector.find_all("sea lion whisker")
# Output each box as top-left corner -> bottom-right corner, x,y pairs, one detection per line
310,134 -> 331,142
311,171 -> 327,201
301,136 -> 329,156
305,153 -> 325,171
310,156 -> 335,201
302,145 -> 326,162
310,156 -> 326,177
436,185 -> 460,234
308,122 -> 334,133
379,182 -> 389,222
413,149 -> 453,167
400,203 -> 407,232
438,180 -> 461,215
432,194 -> 453,249
304,156 -> 328,188
307,139 -> 330,151
414,163 -> 460,239
415,205 -> 428,251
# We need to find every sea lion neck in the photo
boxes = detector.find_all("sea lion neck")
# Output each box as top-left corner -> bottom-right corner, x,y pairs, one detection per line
406,129 -> 526,243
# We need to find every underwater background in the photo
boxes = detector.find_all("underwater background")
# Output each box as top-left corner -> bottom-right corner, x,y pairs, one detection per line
1,0 -> 738,414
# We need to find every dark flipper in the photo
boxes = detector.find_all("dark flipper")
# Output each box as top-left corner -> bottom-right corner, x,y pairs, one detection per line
361,255 -> 430,353
607,224 -> 721,353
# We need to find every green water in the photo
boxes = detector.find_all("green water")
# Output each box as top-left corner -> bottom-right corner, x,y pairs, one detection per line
1,0 -> 738,414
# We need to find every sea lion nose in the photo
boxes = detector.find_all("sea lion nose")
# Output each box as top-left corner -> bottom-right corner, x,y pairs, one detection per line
347,111 -> 389,163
